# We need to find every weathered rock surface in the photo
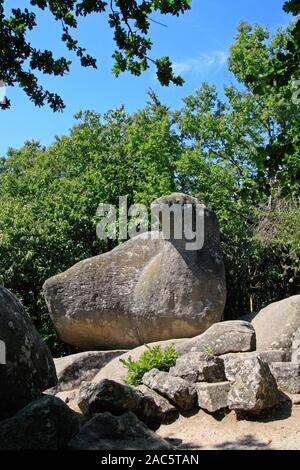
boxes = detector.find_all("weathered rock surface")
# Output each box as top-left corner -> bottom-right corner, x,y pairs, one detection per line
142,368 -> 197,411
0,286 -> 57,418
0,395 -> 78,450
270,362 -> 300,394
195,382 -> 230,413
223,352 -> 280,411
242,295 -> 300,358
292,328 -> 300,363
136,385 -> 179,424
43,193 -> 226,350
68,412 -> 173,450
50,350 -> 125,393
257,350 -> 287,365
77,379 -> 162,430
178,321 -> 256,356
169,353 -> 225,383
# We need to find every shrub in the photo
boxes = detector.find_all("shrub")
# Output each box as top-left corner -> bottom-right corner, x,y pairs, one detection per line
120,344 -> 178,386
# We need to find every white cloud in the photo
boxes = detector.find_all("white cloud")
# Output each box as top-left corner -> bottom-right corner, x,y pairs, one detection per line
172,50 -> 228,76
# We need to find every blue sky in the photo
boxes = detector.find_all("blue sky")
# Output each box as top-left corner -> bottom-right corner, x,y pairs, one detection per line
0,0 -> 291,156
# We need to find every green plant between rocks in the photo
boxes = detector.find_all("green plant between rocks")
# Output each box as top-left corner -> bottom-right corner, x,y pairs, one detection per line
120,344 -> 178,386
202,345 -> 216,360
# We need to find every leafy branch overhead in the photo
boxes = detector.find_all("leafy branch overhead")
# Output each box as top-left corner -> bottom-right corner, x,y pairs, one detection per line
261,0 -> 300,90
0,0 -> 191,111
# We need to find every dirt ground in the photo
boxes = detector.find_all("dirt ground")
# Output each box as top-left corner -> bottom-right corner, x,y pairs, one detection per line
158,395 -> 300,450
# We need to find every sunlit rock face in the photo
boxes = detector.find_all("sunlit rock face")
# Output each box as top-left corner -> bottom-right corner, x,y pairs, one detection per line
43,193 -> 226,350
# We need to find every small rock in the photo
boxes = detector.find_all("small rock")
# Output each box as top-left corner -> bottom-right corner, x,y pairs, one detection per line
223,352 -> 279,411
142,368 -> 197,411
270,362 -> 300,394
68,412 -> 173,450
77,379 -> 162,430
169,353 -> 225,383
0,395 -> 79,450
136,385 -> 179,424
195,382 -> 230,412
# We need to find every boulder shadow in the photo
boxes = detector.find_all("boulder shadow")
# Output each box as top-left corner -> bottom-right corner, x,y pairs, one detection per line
161,410 -> 180,425
163,437 -> 202,450
203,407 -> 231,422
180,406 -> 200,418
213,434 -> 272,450
235,393 -> 292,423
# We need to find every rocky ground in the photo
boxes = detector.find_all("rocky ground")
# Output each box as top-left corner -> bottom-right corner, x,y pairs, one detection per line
158,396 -> 300,450
2,281 -> 300,450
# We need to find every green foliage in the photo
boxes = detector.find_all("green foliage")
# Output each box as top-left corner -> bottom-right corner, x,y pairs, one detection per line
120,344 -> 178,386
255,195 -> 300,276
267,1 -> 300,88
0,0 -> 190,110
202,345 -> 215,359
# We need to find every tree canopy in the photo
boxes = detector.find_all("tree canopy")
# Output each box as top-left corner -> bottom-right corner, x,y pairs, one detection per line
0,0 -> 190,111
250,0 -> 300,92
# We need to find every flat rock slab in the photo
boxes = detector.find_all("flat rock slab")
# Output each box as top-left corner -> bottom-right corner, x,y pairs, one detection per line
270,362 -> 300,394
223,352 -> 280,411
257,350 -> 287,365
68,412 -> 173,450
178,321 -> 256,356
77,379 -> 162,430
51,350 -> 126,393
142,369 -> 197,411
195,382 -> 230,413
169,353 -> 225,383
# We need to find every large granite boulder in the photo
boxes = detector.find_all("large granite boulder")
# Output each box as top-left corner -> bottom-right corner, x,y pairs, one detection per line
43,193 -> 226,350
242,295 -> 300,358
68,412 -> 173,450
0,395 -> 79,450
0,286 -> 57,419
